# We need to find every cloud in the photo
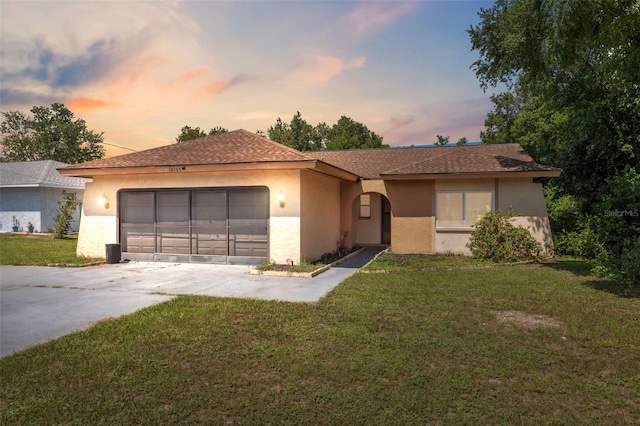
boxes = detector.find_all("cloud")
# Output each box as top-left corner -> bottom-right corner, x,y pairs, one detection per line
0,88 -> 58,107
346,1 -> 418,35
67,98 -> 119,113
288,55 -> 365,85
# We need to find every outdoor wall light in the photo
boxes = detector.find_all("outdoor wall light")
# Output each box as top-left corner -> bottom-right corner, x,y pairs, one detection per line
98,193 -> 109,209
278,191 -> 285,208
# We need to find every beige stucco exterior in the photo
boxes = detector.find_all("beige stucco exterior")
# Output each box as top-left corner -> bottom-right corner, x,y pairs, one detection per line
76,169 -> 317,264
300,170 -> 342,262
72,162 -> 554,263
432,177 -> 552,254
336,176 -> 553,256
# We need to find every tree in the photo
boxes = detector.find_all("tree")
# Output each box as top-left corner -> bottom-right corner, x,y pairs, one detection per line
469,0 -> 640,200
325,116 -> 387,150
434,135 -> 450,146
469,0 -> 640,282
266,112 -> 387,151
456,137 -> 468,146
175,125 -> 227,143
1,103 -> 105,164
267,112 -> 322,151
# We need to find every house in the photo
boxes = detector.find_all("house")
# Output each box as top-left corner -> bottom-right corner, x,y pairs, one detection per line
58,130 -> 560,264
0,160 -> 90,233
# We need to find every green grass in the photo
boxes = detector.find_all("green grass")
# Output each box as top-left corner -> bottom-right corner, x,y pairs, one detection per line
1,261 -> 639,424
0,233 -> 103,266
365,251 -> 493,271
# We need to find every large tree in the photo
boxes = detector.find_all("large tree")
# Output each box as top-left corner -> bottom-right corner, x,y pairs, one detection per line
0,103 -> 105,163
469,0 -> 640,200
469,0 -> 640,282
175,125 -> 227,143
267,112 -> 387,151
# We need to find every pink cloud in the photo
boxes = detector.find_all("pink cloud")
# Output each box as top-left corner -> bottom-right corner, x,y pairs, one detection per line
289,55 -> 365,85
166,67 -> 214,88
67,97 -> 119,113
347,2 -> 418,35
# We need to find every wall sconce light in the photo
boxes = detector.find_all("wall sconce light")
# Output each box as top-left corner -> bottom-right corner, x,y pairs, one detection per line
278,191 -> 285,208
98,193 -> 109,209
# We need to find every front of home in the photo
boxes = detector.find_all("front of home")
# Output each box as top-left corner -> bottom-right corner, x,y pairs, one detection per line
58,130 -> 560,264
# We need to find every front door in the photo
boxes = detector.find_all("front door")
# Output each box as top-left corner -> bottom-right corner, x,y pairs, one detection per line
381,196 -> 391,244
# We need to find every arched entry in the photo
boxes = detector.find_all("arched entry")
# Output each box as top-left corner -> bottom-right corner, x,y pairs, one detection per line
352,192 -> 391,246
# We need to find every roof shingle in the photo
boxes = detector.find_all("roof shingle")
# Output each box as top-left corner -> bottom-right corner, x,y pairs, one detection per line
307,144 -> 560,178
0,160 -> 90,188
59,129 -> 560,179
63,129 -> 310,170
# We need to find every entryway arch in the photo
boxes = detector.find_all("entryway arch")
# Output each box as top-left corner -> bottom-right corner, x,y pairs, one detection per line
351,192 -> 391,245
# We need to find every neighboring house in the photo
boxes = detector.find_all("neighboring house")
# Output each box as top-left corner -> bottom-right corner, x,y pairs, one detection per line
0,160 -> 90,233
58,130 -> 561,264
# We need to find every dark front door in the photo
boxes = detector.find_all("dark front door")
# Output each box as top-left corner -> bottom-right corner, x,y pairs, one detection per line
381,196 -> 391,244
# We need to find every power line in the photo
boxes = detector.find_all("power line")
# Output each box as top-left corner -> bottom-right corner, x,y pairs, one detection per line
101,142 -> 137,153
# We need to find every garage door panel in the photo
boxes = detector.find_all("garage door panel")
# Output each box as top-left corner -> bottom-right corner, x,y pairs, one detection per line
120,187 -> 268,263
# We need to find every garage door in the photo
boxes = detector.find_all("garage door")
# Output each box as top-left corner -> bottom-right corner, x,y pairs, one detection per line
119,187 -> 268,264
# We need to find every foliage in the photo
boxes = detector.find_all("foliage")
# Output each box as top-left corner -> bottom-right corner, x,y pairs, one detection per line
468,208 -> 542,262
0,103 -> 105,163
0,234 -> 102,266
175,125 -> 227,143
267,112 -> 323,151
53,190 -> 80,239
2,262 -> 639,424
324,116 -> 387,150
456,137 -> 468,146
267,112 -> 388,151
589,168 -> 640,283
469,0 -> 640,280
434,134 -> 449,146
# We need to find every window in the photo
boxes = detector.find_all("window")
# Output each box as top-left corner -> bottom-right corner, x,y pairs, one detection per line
359,194 -> 371,218
436,191 -> 493,227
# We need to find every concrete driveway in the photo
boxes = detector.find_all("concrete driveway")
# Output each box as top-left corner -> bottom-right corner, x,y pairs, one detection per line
0,247 -> 384,358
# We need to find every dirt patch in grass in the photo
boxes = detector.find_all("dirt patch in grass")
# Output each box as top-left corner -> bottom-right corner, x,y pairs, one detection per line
493,310 -> 566,329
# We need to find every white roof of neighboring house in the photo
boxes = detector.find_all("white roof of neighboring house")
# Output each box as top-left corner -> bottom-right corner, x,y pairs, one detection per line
0,160 -> 91,189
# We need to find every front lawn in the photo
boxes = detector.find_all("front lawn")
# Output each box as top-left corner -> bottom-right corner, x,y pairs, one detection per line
0,233 -> 102,266
1,260 -> 639,424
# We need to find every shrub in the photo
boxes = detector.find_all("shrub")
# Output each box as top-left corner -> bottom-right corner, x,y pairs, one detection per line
467,208 -> 542,262
53,190 -> 80,239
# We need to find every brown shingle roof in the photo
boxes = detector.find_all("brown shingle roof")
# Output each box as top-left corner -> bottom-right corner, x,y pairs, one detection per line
60,129 -> 560,179
306,144 -> 560,179
62,129 -> 310,170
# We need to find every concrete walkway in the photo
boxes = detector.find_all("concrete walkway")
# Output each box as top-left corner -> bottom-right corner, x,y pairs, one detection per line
0,246 -> 385,358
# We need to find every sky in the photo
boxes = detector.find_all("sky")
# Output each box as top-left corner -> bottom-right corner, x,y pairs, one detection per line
0,0 -> 496,157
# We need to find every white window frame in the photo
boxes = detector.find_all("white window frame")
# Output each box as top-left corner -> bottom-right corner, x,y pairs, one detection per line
436,190 -> 494,228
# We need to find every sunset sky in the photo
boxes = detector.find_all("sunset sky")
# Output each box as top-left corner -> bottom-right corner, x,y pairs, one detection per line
1,0 -> 496,157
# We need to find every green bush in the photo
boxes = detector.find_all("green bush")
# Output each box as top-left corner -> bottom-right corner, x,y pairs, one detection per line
467,208 -> 542,262
53,190 -> 80,239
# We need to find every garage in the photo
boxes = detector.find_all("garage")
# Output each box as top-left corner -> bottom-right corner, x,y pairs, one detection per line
119,187 -> 268,264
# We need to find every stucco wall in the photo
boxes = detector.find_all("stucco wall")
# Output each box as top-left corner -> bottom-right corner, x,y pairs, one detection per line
354,192 -> 383,245
434,178 -> 553,253
385,180 -> 435,254
498,178 -> 553,248
76,169 -> 303,263
300,171 -> 341,262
